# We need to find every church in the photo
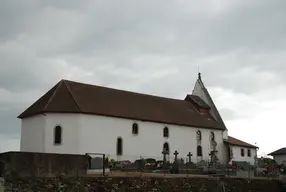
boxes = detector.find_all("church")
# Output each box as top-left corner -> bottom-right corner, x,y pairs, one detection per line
18,73 -> 257,165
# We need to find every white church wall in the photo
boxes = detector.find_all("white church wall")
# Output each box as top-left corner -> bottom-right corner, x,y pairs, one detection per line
20,113 -> 228,164
20,115 -> 46,152
230,145 -> 257,165
44,113 -> 81,154
222,130 -> 228,140
78,114 -> 227,163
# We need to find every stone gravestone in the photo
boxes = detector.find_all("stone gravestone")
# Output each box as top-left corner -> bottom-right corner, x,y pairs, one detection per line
187,152 -> 193,170
210,141 -> 218,165
171,150 -> 180,174
208,151 -> 218,174
90,157 -> 103,169
187,152 -> 192,163
162,148 -> 169,170
135,157 -> 145,172
179,158 -> 185,170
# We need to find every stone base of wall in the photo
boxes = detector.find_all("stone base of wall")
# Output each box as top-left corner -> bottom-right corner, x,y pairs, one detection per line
4,176 -> 286,192
0,151 -> 88,178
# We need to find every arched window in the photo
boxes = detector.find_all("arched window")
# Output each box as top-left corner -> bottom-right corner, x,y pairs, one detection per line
54,125 -> 62,145
163,127 -> 169,138
117,137 -> 123,156
196,130 -> 202,140
210,132 -> 215,141
197,145 -> 202,157
163,142 -> 169,154
132,123 -> 139,135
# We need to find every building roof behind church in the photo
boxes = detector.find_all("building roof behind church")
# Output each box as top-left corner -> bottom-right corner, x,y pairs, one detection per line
18,79 -> 226,130
268,148 -> 286,156
226,136 -> 258,149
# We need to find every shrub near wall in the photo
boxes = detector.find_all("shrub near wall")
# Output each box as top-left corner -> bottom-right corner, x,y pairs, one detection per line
4,177 -> 286,192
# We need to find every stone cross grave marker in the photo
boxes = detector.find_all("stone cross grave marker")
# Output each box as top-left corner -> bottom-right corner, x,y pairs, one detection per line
162,148 -> 168,164
174,150 -> 179,161
162,148 -> 169,169
187,152 -> 193,163
172,150 -> 180,174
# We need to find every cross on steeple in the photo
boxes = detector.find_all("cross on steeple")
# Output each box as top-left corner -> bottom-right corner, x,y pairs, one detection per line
198,72 -> 202,81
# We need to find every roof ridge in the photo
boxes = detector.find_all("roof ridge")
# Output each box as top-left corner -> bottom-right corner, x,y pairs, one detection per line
43,81 -> 62,111
18,77 -> 226,130
64,79 -> 185,102
62,80 -> 82,112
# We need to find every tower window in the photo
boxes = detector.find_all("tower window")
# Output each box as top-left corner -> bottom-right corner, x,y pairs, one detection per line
163,127 -> 169,138
197,130 -> 202,140
132,123 -> 139,134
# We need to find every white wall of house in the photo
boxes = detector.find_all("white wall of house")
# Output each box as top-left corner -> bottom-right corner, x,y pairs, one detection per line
273,154 -> 286,165
20,113 -> 228,164
230,145 -> 257,165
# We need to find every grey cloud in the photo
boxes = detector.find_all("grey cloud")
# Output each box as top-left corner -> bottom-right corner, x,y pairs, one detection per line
0,0 -> 286,144
0,107 -> 21,136
217,109 -> 238,121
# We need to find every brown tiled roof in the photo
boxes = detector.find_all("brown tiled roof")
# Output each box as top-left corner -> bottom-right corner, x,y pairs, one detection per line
268,148 -> 286,156
18,80 -> 226,130
225,136 -> 258,148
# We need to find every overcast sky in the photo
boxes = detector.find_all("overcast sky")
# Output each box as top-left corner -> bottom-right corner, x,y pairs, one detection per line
0,0 -> 285,156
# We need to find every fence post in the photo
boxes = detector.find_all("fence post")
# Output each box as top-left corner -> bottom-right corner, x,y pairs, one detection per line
227,165 -> 230,177
80,176 -> 85,191
103,154 -> 105,177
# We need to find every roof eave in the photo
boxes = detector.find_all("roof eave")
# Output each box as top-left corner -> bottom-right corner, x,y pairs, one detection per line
18,111 -> 225,130
267,152 -> 286,156
224,140 -> 258,149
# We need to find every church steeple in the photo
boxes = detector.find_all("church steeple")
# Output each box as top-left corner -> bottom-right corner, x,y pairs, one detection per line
192,72 -> 227,130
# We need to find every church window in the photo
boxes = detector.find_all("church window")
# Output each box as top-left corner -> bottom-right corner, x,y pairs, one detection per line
54,125 -> 62,145
247,149 -> 251,157
210,132 -> 215,141
241,148 -> 245,157
197,130 -> 202,140
132,123 -> 138,135
197,145 -> 202,156
163,127 -> 169,138
163,142 -> 169,154
117,137 -> 123,156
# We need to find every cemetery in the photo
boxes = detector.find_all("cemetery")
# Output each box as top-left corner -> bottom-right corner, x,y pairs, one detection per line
0,151 -> 285,191
87,149 -> 258,179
